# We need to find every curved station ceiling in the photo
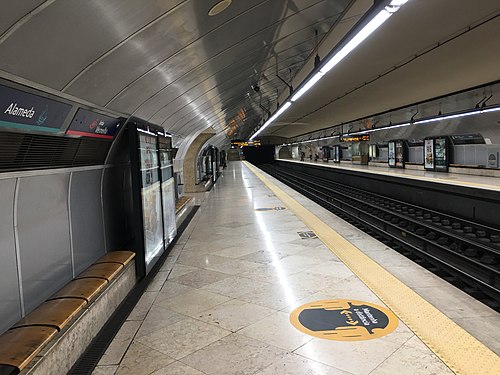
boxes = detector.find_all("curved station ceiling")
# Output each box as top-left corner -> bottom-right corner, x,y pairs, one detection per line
0,0 -> 498,147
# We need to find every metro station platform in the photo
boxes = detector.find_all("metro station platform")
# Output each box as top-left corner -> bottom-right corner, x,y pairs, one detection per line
93,161 -> 499,375
277,158 -> 500,193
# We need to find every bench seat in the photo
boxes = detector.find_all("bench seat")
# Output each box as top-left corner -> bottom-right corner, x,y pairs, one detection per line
0,250 -> 136,375
11,299 -> 86,331
0,326 -> 58,371
76,263 -> 123,281
94,250 -> 135,266
48,278 -> 107,302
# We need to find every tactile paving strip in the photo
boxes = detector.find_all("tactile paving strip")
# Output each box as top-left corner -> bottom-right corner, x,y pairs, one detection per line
245,162 -> 500,375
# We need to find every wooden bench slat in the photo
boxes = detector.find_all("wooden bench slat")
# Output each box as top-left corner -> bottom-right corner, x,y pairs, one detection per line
0,326 -> 57,370
76,263 -> 123,281
12,299 -> 86,331
48,278 -> 107,302
94,250 -> 135,266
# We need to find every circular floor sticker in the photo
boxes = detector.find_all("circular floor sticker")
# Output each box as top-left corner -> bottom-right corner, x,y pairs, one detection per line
290,299 -> 398,341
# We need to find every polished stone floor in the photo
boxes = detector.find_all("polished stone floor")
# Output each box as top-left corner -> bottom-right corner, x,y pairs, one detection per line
92,161 -> 498,375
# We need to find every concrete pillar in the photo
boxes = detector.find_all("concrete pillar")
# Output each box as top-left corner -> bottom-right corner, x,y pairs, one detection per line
278,146 -> 292,158
183,130 -> 215,193
227,148 -> 241,161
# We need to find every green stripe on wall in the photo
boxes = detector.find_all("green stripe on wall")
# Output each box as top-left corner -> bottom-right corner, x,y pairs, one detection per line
0,120 -> 60,133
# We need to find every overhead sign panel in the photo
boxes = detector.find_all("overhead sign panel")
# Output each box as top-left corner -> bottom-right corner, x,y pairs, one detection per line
67,108 -> 123,139
340,135 -> 370,142
0,84 -> 72,133
231,139 -> 261,147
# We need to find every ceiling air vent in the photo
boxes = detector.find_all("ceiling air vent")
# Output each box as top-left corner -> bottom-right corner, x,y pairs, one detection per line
0,131 -> 111,172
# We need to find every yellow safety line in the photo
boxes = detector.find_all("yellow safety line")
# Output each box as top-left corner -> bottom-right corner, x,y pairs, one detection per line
278,159 -> 500,192
244,161 -> 500,375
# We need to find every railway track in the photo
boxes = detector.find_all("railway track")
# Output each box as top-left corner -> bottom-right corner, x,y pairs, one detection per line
260,163 -> 500,311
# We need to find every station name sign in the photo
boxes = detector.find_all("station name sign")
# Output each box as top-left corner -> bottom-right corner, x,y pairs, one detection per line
0,84 -> 72,133
340,134 -> 370,142
231,139 -> 261,147
67,108 -> 123,140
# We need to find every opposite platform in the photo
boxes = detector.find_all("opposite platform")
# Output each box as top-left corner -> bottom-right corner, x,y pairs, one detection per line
277,158 -> 500,192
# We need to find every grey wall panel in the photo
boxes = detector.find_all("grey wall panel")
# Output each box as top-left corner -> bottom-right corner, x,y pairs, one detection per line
0,178 -> 22,334
70,169 -> 106,275
0,0 -> 46,35
17,173 -> 72,313
102,165 -> 134,251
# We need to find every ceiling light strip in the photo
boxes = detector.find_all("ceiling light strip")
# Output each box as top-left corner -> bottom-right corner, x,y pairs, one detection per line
348,105 -> 500,136
287,104 -> 500,144
249,0 -> 408,140
250,101 -> 291,140
291,0 -> 407,102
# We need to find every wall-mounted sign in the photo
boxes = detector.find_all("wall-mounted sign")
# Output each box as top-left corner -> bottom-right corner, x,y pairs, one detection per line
340,135 -> 370,142
67,108 -> 122,139
290,299 -> 398,341
407,138 -> 424,147
450,133 -> 484,145
0,84 -> 71,133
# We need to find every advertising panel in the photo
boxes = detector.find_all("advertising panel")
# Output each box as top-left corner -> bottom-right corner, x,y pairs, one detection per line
138,132 -> 164,269
161,178 -> 177,243
67,108 -> 123,139
388,141 -> 396,167
335,145 -> 341,162
322,146 -> 331,161
424,138 -> 434,170
158,135 -> 177,244
434,137 -> 449,172
395,140 -> 405,169
0,83 -> 71,133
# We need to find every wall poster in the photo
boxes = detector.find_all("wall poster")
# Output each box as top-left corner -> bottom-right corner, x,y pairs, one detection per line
424,138 -> 434,170
388,141 -> 396,167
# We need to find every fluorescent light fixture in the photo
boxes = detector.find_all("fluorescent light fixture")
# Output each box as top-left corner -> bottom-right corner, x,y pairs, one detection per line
248,0 -> 409,140
291,72 -> 324,102
290,134 -> 340,144
389,0 -> 409,7
137,128 -> 157,136
272,101 -> 292,120
291,0 -> 409,103
250,101 -> 292,140
320,10 -> 392,75
481,106 -> 500,114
